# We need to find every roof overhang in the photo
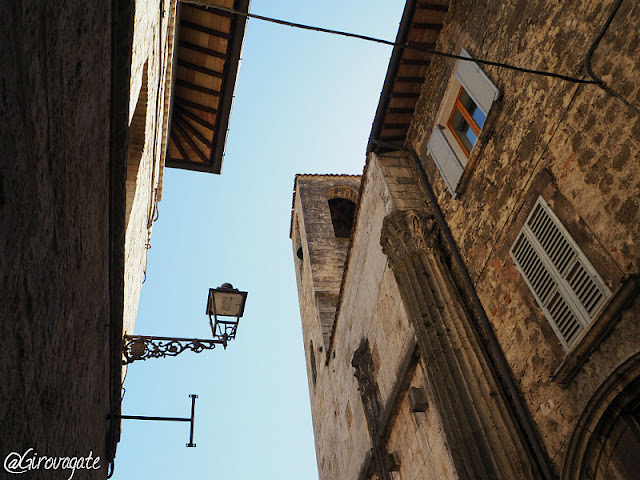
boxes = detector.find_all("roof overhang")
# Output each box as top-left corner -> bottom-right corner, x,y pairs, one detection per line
367,0 -> 449,153
166,0 -> 250,174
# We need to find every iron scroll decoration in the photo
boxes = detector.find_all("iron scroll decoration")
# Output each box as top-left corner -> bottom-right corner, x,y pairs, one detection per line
122,335 -> 228,364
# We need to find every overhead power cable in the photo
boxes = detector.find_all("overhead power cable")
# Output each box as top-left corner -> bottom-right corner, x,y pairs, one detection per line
198,3 -> 600,85
585,0 -> 640,117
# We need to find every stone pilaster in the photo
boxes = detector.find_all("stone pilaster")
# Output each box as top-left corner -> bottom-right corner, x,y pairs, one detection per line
352,339 -> 392,480
380,209 -> 541,480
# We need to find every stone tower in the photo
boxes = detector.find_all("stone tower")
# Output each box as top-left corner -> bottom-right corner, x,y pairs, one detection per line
291,175 -> 361,358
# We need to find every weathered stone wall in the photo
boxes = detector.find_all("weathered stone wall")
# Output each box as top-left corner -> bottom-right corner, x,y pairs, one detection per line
292,160 -> 456,479
406,0 -> 640,473
0,1 -> 112,477
0,0 -> 173,476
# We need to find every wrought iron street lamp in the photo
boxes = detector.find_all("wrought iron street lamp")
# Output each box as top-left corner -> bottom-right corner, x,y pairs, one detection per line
122,283 -> 248,364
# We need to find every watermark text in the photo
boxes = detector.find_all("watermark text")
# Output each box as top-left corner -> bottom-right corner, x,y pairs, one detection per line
4,448 -> 100,479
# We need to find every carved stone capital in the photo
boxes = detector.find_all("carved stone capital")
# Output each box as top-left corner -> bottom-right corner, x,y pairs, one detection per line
380,209 -> 440,266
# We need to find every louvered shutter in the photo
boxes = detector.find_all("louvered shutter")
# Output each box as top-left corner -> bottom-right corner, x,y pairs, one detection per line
427,126 -> 464,198
455,48 -> 499,116
510,198 -> 611,349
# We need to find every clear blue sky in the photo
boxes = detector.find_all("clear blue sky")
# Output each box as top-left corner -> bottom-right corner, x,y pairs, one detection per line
113,2 -> 403,478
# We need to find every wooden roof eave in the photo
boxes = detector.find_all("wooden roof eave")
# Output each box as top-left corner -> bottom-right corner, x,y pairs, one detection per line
166,0 -> 250,174
367,0 -> 418,153
367,0 -> 449,153
210,0 -> 249,174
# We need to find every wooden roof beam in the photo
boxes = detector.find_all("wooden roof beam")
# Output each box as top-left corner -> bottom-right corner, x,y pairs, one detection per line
174,113 -> 213,149
412,22 -> 444,30
179,40 -> 226,60
175,105 -> 216,131
401,58 -> 431,66
170,129 -> 190,161
406,42 -> 437,51
176,79 -> 221,97
384,123 -> 411,130
417,2 -> 449,12
173,120 -> 209,164
182,2 -> 233,18
390,92 -> 420,99
176,97 -> 218,114
180,20 -> 230,39
387,107 -> 415,114
177,59 -> 223,78
378,135 -> 406,143
397,76 -> 425,83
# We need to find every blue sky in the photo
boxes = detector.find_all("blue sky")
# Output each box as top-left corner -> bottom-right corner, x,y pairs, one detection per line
113,2 -> 403,478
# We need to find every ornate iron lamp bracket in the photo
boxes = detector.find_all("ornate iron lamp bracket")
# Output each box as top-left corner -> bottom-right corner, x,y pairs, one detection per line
122,334 -> 229,364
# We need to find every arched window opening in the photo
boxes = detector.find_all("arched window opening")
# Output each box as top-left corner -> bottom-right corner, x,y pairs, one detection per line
296,246 -> 304,260
328,198 -> 356,238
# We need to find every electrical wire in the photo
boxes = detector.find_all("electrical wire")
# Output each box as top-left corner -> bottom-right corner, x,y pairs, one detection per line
198,3 -> 600,85
585,0 -> 640,118
197,2 -> 640,117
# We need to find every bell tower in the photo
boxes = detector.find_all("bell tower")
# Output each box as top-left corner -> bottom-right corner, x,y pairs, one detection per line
290,174 -> 361,388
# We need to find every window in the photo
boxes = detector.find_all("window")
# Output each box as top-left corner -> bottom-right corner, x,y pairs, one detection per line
510,197 -> 611,349
448,87 -> 486,156
427,48 -> 499,197
328,198 -> 356,238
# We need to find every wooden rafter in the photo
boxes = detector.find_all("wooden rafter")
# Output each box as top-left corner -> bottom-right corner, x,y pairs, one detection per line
180,41 -> 226,60
390,92 -> 420,99
417,2 -> 448,12
401,58 -> 430,66
406,41 -> 437,50
412,22 -> 443,30
173,119 -> 208,163
384,123 -> 411,130
176,79 -> 221,97
175,105 -> 216,131
397,76 -> 425,83
177,60 -> 223,78
387,108 -> 415,114
176,97 -> 218,114
174,113 -> 213,149
379,135 -> 406,142
180,20 -> 230,40
170,129 -> 190,161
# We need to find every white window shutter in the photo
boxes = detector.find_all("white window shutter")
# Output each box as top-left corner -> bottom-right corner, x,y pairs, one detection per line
455,48 -> 499,116
510,198 -> 611,349
427,126 -> 464,198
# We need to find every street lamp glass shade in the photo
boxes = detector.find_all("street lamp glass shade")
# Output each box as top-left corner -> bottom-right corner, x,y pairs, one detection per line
207,284 -> 248,318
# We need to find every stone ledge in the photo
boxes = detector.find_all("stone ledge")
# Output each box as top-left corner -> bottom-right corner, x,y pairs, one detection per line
552,274 -> 640,385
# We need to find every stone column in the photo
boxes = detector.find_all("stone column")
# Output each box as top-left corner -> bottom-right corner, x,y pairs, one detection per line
380,209 -> 541,480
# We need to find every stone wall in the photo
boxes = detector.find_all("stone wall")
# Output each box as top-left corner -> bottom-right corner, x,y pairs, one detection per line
0,1 -> 113,477
294,1 -> 639,478
406,0 -> 640,473
292,162 -> 457,479
0,0 -> 174,476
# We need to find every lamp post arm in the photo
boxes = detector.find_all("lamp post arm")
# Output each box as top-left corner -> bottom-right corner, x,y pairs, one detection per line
122,335 -> 228,364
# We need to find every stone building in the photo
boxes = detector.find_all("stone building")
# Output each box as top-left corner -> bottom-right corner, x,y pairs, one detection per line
291,0 -> 639,479
0,0 -> 247,477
